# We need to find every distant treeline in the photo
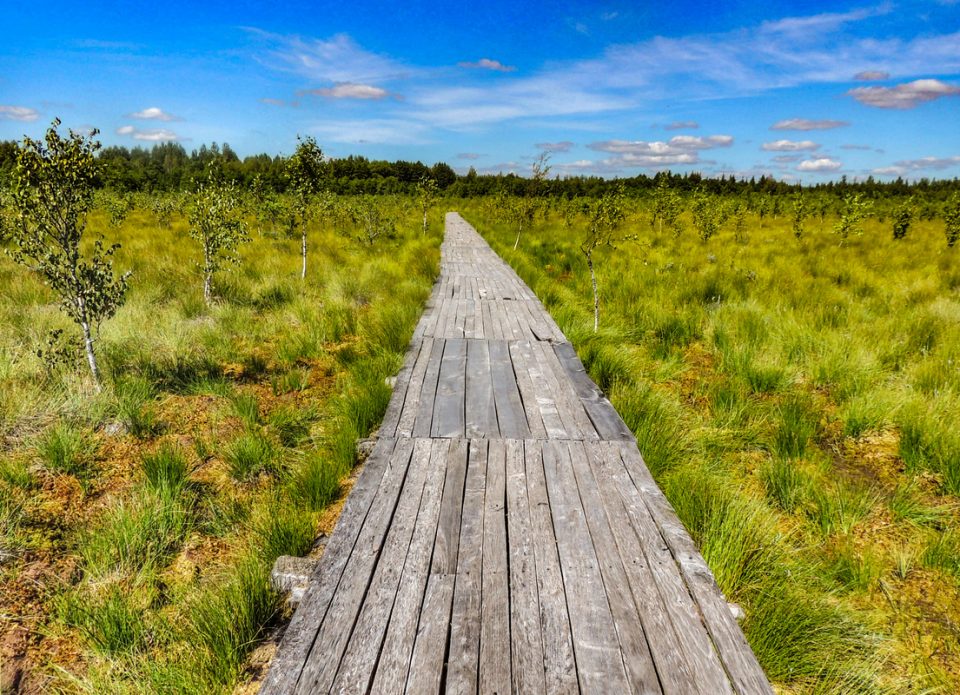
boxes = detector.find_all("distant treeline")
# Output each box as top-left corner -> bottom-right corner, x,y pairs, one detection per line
1,139 -> 958,199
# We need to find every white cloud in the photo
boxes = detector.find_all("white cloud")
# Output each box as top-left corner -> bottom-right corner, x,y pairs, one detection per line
127,106 -> 179,121
458,58 -> 516,72
872,155 -> 960,176
457,152 -> 482,160
848,78 -> 960,109
0,105 -> 40,122
665,121 -> 699,130
762,139 -> 820,151
536,141 -> 574,152
854,70 -> 889,81
584,134 -> 733,169
771,118 -> 849,130
116,125 -> 181,141
304,83 -> 391,100
797,157 -> 843,172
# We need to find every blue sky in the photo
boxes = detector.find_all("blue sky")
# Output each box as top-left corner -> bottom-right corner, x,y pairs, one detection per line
1,0 -> 958,182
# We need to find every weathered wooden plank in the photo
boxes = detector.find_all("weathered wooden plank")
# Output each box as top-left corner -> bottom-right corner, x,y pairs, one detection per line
489,340 -> 530,439
553,341 -> 634,441
259,438 -> 399,695
514,339 -> 566,439
331,438 -> 433,693
432,438 -> 469,575
566,440 -> 661,694
480,440 -> 511,694
379,336 -> 426,438
583,440 -> 700,694
447,439 -> 487,695
404,573 -> 455,694
413,339 -> 445,438
541,440 -> 631,693
616,442 -> 773,695
294,438 -> 417,694
599,441 -> 733,694
432,338 -> 467,438
370,439 -> 452,695
508,340 -> 548,439
524,441 -> 580,695
465,339 -> 499,439
529,340 -> 589,440
393,337 -> 434,438
505,439 -> 547,695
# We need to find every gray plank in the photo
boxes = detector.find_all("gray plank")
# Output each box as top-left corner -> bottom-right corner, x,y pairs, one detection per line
331,438 -> 433,693
465,339 -> 499,438
489,340 -> 530,439
371,439 -> 452,694
508,341 -> 548,439
413,339 -> 445,437
447,439 -> 487,695
524,441 -> 579,694
616,442 -> 773,695
480,440 -> 511,695
541,440 -> 631,693
553,341 -> 634,441
432,438 -> 469,575
566,440 -> 661,694
432,338 -> 467,438
394,336 -> 434,438
506,439 -> 547,695
404,574 -> 455,694
599,441 -> 733,694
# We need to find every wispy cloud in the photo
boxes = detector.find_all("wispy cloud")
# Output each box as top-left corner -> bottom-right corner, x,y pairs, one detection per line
116,125 -> 182,141
797,156 -> 842,172
762,139 -> 820,151
457,152 -> 483,160
854,70 -> 889,81
772,154 -> 802,163
458,58 -> 516,72
250,30 -> 408,84
848,78 -> 960,109
872,155 -> 960,176
301,83 -> 392,100
536,141 -> 574,152
127,106 -> 180,121
259,97 -> 299,107
771,118 -> 849,130
0,105 -> 39,122
840,143 -> 874,150
306,118 -> 431,145
665,121 -> 699,130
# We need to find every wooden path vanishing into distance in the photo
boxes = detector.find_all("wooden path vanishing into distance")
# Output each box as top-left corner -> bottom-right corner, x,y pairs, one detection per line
261,213 -> 772,694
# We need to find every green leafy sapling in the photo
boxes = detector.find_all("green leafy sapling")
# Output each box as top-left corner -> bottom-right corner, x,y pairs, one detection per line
833,193 -> 871,245
286,136 -> 325,279
189,167 -> 249,305
945,193 -> 960,248
581,186 -> 631,332
791,192 -> 807,241
692,188 -> 721,242
416,175 -> 438,235
892,198 -> 914,240
513,152 -> 551,250
8,119 -> 130,391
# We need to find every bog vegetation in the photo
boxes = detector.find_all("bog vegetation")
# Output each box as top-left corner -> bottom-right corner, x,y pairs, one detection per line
2,122 -> 960,693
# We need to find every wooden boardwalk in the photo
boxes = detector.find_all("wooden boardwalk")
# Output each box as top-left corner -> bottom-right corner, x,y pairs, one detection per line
261,214 -> 772,694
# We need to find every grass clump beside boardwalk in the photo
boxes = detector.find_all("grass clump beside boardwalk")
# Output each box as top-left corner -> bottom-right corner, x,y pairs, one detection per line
465,197 -> 960,693
0,198 -> 439,692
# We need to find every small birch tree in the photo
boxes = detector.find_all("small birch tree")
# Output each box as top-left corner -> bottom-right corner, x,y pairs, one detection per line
8,119 -> 130,391
945,193 -> 960,248
416,175 -> 438,235
189,169 -> 248,305
892,198 -> 914,240
581,187 -> 629,332
286,136 -> 325,279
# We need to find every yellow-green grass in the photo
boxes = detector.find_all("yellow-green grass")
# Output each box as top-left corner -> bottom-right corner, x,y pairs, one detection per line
463,199 -> 960,693
0,197 -> 440,692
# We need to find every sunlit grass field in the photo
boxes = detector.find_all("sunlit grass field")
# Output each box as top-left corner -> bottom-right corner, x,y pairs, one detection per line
0,200 -> 439,692
465,201 -> 960,694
